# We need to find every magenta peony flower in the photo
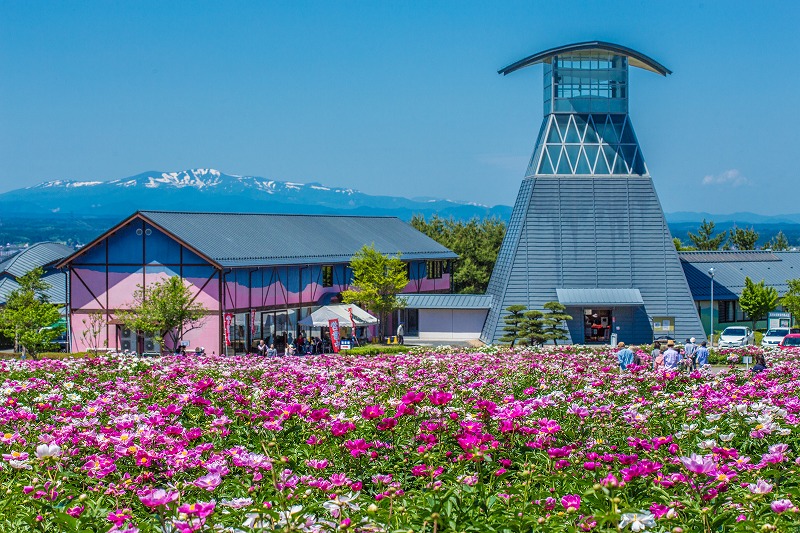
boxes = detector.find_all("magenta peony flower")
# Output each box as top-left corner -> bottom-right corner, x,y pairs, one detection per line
428,391 -> 453,406
679,453 -> 716,475
361,405 -> 385,420
193,472 -> 222,491
177,501 -> 216,518
561,494 -> 580,511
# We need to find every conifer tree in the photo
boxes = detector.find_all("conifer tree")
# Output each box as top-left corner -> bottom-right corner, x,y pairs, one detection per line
499,305 -> 527,347
542,301 -> 573,345
519,309 -> 546,346
688,219 -> 727,250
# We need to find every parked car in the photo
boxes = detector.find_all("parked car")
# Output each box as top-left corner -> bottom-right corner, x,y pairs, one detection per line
761,328 -> 790,348
718,326 -> 754,348
779,333 -> 800,349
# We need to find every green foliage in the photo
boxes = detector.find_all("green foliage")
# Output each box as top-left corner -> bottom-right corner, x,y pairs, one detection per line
410,215 -> 505,294
542,301 -> 572,345
345,344 -> 409,356
738,276 -> 778,330
519,309 -> 546,346
780,278 -> 800,326
688,219 -> 727,250
341,244 -> 408,340
728,225 -> 759,250
673,237 -> 696,251
764,230 -> 790,251
499,304 -> 527,347
0,267 -> 63,358
117,276 -> 208,350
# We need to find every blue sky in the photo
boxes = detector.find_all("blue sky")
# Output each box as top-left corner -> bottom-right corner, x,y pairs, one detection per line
1,1 -> 798,214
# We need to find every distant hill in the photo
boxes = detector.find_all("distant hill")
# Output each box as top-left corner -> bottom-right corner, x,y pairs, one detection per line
0,168 -> 798,247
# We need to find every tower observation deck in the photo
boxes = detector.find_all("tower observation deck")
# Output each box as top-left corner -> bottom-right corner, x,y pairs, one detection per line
481,42 -> 705,345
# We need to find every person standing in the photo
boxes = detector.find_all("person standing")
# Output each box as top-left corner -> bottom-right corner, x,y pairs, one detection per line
663,340 -> 681,369
397,322 -> 405,345
684,337 -> 698,370
651,342 -> 662,370
695,340 -> 710,368
616,342 -> 634,370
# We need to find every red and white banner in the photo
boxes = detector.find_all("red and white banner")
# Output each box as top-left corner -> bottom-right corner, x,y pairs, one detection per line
328,318 -> 341,353
224,313 -> 233,346
250,309 -> 256,335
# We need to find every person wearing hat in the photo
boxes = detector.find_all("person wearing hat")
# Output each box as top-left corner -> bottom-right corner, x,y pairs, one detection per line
663,340 -> 682,369
616,341 -> 634,371
685,337 -> 698,370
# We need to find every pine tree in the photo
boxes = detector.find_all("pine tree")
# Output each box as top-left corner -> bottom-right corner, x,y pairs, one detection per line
519,309 -> 546,346
763,231 -> 790,251
688,219 -> 727,250
728,226 -> 759,250
499,305 -> 527,347
542,301 -> 573,345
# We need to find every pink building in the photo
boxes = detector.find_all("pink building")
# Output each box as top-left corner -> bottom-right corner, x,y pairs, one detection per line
58,211 -> 456,354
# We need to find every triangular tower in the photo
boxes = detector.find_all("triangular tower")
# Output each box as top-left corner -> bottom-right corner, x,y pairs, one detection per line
481,42 -> 705,345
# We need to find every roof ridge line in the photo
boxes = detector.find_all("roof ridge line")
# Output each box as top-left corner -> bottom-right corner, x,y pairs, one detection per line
139,210 -> 399,219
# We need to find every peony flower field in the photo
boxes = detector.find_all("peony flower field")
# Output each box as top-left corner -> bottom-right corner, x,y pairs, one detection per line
1,346 -> 799,532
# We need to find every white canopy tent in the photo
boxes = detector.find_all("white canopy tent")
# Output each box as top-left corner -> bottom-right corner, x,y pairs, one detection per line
298,304 -> 377,328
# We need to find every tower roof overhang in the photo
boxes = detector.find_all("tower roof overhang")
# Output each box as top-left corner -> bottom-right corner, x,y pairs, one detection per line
498,41 -> 672,76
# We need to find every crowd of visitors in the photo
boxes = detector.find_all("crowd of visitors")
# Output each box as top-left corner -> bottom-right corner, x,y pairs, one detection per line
616,337 -> 765,374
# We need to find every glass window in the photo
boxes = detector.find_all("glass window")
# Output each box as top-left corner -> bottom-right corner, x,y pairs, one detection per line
426,260 -> 443,279
322,265 -> 333,287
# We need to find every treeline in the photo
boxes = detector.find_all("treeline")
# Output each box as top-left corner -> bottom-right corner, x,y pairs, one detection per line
674,219 -> 792,251
410,215 -> 505,294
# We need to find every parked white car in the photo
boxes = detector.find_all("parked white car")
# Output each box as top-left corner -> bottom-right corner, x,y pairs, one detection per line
761,328 -> 790,348
718,326 -> 755,348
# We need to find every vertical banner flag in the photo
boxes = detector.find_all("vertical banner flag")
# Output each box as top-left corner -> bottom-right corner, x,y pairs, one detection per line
224,313 -> 233,346
250,309 -> 256,335
328,318 -> 341,353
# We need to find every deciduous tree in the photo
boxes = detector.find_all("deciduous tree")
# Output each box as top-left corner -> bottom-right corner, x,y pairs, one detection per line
738,277 -> 778,331
0,267 -> 64,358
779,278 -> 800,327
342,244 -> 408,340
118,276 -> 207,351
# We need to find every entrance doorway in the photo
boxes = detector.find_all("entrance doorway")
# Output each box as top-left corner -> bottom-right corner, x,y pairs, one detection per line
584,309 -> 612,343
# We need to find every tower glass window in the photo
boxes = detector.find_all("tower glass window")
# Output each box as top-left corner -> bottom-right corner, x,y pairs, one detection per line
545,52 -> 628,115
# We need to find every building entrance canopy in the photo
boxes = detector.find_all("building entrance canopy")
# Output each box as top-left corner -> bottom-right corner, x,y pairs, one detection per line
298,304 -> 378,328
556,288 -> 644,307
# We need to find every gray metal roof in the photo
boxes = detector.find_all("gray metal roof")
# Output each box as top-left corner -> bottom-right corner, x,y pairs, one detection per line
401,293 -> 493,310
498,41 -> 672,76
680,251 -> 800,300
556,288 -> 644,306
0,242 -> 73,278
134,211 -> 457,267
0,270 -> 65,305
678,251 -> 781,263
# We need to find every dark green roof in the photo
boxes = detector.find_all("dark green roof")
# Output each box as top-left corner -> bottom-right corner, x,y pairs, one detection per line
402,293 -> 492,310
139,211 -> 457,267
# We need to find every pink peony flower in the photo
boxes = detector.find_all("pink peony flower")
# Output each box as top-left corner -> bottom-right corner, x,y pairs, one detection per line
771,499 -> 794,513
139,489 -> 179,508
193,473 -> 222,491
361,405 -> 385,420
177,501 -> 216,519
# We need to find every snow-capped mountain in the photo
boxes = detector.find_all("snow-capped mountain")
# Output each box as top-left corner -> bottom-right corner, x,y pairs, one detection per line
2,169 -> 512,220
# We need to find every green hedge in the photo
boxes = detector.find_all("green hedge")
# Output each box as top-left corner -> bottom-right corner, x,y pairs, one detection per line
344,344 -> 410,356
